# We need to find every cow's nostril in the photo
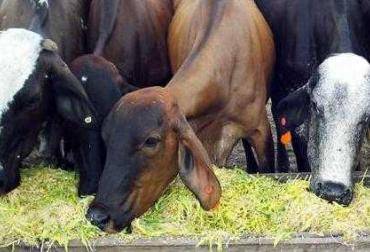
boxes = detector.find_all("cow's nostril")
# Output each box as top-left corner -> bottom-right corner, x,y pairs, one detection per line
317,182 -> 323,191
340,188 -> 353,206
86,206 -> 110,230
314,182 -> 323,195
345,188 -> 351,195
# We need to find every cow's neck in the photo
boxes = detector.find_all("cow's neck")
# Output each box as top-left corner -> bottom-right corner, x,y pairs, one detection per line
166,0 -> 228,119
320,0 -> 370,57
166,61 -> 218,119
294,0 -> 314,64
333,0 -> 353,53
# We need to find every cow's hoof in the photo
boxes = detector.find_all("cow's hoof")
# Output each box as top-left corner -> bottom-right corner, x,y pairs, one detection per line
0,171 -> 6,195
78,181 -> 98,197
57,159 -> 75,171
42,156 -> 60,167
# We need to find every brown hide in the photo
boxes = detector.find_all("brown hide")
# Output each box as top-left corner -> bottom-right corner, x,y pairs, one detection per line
0,0 -> 89,63
167,0 -> 275,169
88,0 -> 173,87
87,0 -> 275,233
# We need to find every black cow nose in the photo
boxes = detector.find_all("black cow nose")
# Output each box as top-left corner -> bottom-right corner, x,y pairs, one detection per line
86,206 -> 110,230
315,181 -> 353,206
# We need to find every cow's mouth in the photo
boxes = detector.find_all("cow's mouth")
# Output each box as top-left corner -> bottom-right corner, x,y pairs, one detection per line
99,219 -> 132,234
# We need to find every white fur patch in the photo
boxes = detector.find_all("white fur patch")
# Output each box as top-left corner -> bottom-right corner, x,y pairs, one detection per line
0,28 -> 43,113
312,53 -> 370,186
33,0 -> 48,7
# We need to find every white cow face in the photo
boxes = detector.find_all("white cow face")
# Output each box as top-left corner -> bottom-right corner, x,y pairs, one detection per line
277,53 -> 370,205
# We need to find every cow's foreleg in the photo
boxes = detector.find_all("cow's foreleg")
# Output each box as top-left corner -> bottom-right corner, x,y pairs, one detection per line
39,117 -> 64,167
0,155 -> 21,195
242,139 -> 259,173
75,130 -> 105,197
271,95 -> 290,172
291,132 -> 310,172
248,116 -> 275,173
0,129 -> 39,194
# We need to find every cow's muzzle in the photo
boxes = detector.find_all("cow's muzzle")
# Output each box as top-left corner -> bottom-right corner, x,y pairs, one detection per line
86,204 -> 133,233
312,181 -> 353,206
86,205 -> 111,231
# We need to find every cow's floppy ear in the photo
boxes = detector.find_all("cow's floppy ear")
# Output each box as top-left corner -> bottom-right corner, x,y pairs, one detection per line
47,53 -> 97,129
277,84 -> 310,131
175,113 -> 221,210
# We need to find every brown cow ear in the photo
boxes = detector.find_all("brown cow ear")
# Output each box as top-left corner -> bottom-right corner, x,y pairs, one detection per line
176,115 -> 221,210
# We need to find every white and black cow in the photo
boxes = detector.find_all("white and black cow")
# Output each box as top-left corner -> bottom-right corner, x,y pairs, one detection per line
0,1 -> 96,194
1,0 -> 92,165
256,0 -> 370,205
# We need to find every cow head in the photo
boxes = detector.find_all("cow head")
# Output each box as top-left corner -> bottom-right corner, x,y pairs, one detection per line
69,54 -> 132,196
0,28 -> 96,194
278,53 -> 370,206
86,87 -> 221,233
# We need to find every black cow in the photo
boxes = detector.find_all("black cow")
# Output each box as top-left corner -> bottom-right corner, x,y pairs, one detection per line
0,0 -> 96,194
256,0 -> 370,205
68,55 -> 135,196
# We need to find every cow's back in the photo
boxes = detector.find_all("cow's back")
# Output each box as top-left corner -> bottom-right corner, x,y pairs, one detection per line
255,0 -> 370,91
0,0 -> 89,63
168,0 -> 274,116
88,0 -> 173,86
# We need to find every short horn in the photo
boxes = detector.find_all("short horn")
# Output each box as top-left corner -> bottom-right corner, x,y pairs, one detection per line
41,39 -> 58,52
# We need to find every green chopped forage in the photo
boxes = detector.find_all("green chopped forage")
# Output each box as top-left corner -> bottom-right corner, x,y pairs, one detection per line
0,167 -> 369,249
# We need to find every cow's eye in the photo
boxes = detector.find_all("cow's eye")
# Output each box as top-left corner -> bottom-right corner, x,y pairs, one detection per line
143,137 -> 160,148
357,120 -> 366,130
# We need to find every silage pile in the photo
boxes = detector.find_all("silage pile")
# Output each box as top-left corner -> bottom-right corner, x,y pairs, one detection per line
0,167 -> 370,248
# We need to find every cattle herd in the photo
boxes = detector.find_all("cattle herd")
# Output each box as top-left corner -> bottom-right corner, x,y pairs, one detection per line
0,0 -> 369,234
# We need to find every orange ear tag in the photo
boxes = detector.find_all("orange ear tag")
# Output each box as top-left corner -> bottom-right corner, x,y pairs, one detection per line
205,185 -> 213,195
281,131 -> 292,145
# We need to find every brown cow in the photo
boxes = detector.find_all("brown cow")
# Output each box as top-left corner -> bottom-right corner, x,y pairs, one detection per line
0,0 -> 90,64
86,0 -> 275,233
88,0 -> 173,87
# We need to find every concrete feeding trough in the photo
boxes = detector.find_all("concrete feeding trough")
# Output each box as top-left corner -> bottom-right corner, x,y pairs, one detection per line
9,233 -> 370,251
